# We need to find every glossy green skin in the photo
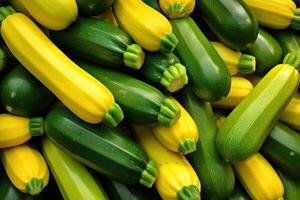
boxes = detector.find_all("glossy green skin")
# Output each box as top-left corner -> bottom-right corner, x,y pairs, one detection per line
277,169 -> 300,200
75,0 -> 115,16
142,0 -> 162,12
228,182 -> 251,200
44,107 -> 150,185
179,87 -> 235,200
261,122 -> 300,178
272,29 -> 300,56
0,65 -> 55,116
101,178 -> 161,200
77,60 -> 168,125
140,53 -> 180,84
196,0 -> 258,50
50,17 -> 133,68
244,28 -> 283,75
171,17 -> 231,102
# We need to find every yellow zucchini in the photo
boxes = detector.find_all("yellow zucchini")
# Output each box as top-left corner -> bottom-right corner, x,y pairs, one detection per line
1,144 -> 49,195
233,153 -> 284,200
212,77 -> 254,109
159,0 -> 195,19
9,0 -> 78,30
113,0 -> 178,53
211,42 -> 256,76
132,125 -> 201,200
244,0 -> 300,30
151,97 -> 198,155
0,114 -> 43,148
0,7 -> 123,127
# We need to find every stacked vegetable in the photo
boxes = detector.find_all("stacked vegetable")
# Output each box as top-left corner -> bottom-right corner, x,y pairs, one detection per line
0,0 -> 299,199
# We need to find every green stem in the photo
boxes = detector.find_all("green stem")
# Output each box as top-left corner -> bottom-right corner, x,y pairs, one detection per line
103,103 -> 124,127
291,8 -> 300,30
25,178 -> 43,196
167,3 -> 188,19
177,185 -> 200,200
178,139 -> 197,155
29,117 -> 44,136
139,160 -> 158,188
160,33 -> 178,53
161,63 -> 188,92
237,54 -> 256,74
0,6 -> 15,23
123,44 -> 145,70
158,98 -> 180,126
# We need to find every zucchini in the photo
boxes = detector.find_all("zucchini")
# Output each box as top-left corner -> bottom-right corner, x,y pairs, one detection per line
261,122 -> 300,178
277,169 -> 300,200
1,65 -> 55,116
179,87 -> 235,200
0,47 -> 8,72
244,28 -> 283,75
228,182 -> 251,200
272,28 -> 300,56
171,17 -> 231,102
42,137 -> 108,200
142,0 -> 162,12
195,0 -> 258,50
216,64 -> 299,162
77,60 -> 180,127
44,107 -> 158,188
50,16 -> 145,70
159,0 -> 195,19
75,0 -> 114,16
140,53 -> 188,92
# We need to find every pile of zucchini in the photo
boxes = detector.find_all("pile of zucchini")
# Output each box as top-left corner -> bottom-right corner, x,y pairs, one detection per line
0,0 -> 299,199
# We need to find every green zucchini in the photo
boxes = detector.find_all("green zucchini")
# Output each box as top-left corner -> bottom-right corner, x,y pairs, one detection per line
140,53 -> 188,92
228,181 -> 251,200
178,87 -> 235,200
101,177 -> 161,200
50,16 -> 145,70
195,0 -> 258,50
0,47 -> 8,72
42,137 -> 109,200
244,28 -> 283,75
171,17 -> 231,102
142,0 -> 162,12
77,60 -> 180,126
216,64 -> 299,162
277,169 -> 300,200
44,107 -> 158,188
261,122 -> 300,178
272,28 -> 300,56
0,65 -> 55,116
75,0 -> 115,16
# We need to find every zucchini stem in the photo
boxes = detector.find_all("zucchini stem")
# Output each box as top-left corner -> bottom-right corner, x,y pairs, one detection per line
161,63 -> 188,92
29,117 -> 44,136
160,33 -> 178,53
0,6 -> 15,23
103,103 -> 124,127
158,98 -> 180,126
167,3 -> 188,19
283,51 -> 300,70
124,44 -> 145,70
25,178 -> 43,196
177,185 -> 200,200
139,160 -> 158,188
237,54 -> 256,74
291,8 -> 300,30
178,139 -> 197,155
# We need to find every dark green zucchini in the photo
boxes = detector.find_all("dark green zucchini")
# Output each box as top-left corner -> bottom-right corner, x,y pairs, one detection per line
44,107 -> 158,188
0,65 -> 55,116
277,169 -> 300,200
142,0 -> 162,12
261,122 -> 300,178
244,28 -> 283,75
140,53 -> 188,92
75,0 -> 115,16
50,16 -> 145,70
272,28 -> 300,56
171,17 -> 231,102
178,87 -> 235,200
228,181 -> 251,200
77,60 -> 180,126
195,0 -> 258,50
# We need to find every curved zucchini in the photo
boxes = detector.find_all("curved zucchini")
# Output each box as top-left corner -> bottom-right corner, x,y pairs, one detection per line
171,17 -> 231,102
0,7 -> 123,127
277,169 -> 300,200
261,122 -> 300,178
44,107 -> 158,188
9,0 -> 78,30
50,16 -> 145,70
0,65 -> 55,116
272,28 -> 300,56
140,53 -> 188,92
42,137 -> 108,200
77,60 -> 180,127
75,0 -> 114,16
244,28 -> 283,75
113,0 -> 178,53
159,0 -> 195,19
179,87 -> 235,200
196,0 -> 258,50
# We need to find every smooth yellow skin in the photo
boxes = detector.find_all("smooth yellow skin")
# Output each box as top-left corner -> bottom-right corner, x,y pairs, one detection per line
159,0 -> 195,19
281,92 -> 300,131
132,125 -> 200,200
113,0 -> 173,51
1,13 -> 115,124
0,114 -> 32,148
234,153 -> 284,200
213,77 -> 254,109
152,97 -> 198,153
1,144 -> 49,193
9,0 -> 78,30
94,7 -> 119,27
245,0 -> 296,29
212,42 -> 242,76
